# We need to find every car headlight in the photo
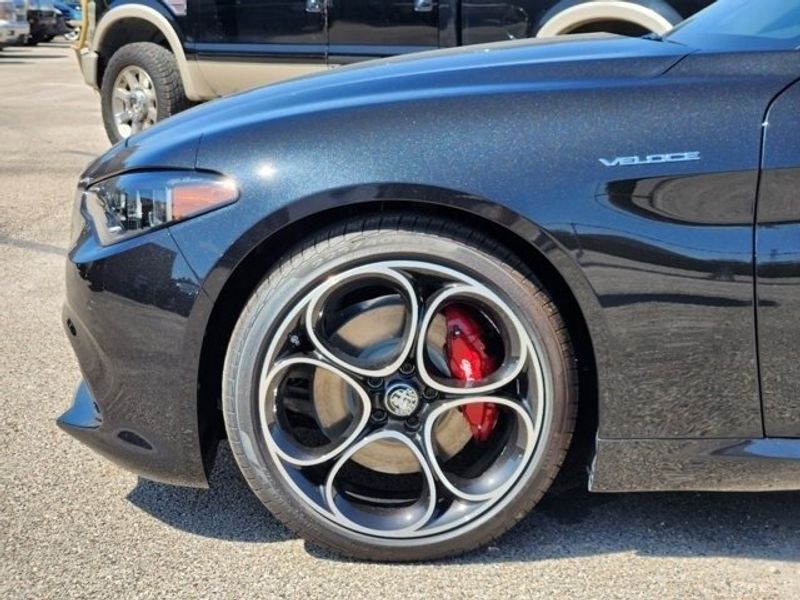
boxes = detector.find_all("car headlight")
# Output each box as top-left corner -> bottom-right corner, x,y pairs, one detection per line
79,170 -> 239,246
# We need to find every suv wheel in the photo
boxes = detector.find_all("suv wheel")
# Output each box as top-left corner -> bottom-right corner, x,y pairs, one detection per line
101,42 -> 189,143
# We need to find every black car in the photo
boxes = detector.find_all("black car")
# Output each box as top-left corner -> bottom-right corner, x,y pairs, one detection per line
61,0 -> 800,561
46,1 -> 82,42
74,0 -> 714,142
24,0 -> 56,45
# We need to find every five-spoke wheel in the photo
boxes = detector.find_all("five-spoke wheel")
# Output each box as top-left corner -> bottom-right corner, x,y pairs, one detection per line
223,215 -> 577,560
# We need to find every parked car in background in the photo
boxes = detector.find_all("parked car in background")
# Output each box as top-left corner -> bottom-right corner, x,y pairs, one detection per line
74,0 -> 715,142
0,0 -> 29,48
50,1 -> 81,41
24,0 -> 57,45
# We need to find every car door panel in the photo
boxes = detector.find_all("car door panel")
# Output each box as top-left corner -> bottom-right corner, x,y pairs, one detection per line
190,0 -> 327,95
461,0 -> 544,44
757,79 -> 800,437
328,0 -> 439,62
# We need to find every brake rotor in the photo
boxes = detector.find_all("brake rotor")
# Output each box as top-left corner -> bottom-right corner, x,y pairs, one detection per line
313,299 -> 472,474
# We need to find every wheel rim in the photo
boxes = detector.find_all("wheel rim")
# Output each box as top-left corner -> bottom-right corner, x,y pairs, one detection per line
111,65 -> 157,139
257,260 -> 549,540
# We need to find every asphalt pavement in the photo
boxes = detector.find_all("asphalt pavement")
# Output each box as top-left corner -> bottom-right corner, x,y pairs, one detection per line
1,43 -> 798,599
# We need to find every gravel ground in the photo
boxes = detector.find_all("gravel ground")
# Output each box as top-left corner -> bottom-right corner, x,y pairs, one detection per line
1,43 -> 798,599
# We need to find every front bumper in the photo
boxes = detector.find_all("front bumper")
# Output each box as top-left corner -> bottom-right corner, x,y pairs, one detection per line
75,46 -> 98,88
0,20 -> 29,44
59,227 -> 212,487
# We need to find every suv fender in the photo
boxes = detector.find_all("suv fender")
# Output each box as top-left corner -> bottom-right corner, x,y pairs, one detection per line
537,0 -> 680,37
90,3 -> 213,101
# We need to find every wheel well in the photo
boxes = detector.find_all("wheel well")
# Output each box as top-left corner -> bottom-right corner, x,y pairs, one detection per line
197,202 -> 598,475
565,19 -> 652,37
537,1 -> 678,37
96,19 -> 169,86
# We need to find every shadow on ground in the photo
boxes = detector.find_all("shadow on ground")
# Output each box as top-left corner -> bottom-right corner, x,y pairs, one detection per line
128,442 -> 800,564
128,444 -> 295,544
0,40 -> 73,62
0,52 -> 66,60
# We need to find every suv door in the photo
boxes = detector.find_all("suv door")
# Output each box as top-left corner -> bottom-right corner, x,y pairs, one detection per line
190,0 -> 328,95
327,0 -> 440,64
757,79 -> 800,437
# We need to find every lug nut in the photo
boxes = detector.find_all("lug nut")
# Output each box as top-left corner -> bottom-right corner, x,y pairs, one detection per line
399,363 -> 416,377
370,408 -> 388,425
404,415 -> 421,432
366,377 -> 383,389
422,387 -> 438,400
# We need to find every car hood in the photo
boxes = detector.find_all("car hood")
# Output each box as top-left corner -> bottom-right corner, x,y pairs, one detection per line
86,34 -> 692,179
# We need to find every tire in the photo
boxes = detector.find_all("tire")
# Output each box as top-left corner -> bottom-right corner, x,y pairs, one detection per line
222,214 -> 578,561
100,41 -> 189,144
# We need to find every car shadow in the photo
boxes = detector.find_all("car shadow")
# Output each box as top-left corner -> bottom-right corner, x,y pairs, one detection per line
0,52 -> 65,59
127,444 -> 296,544
0,234 -> 66,256
129,442 -> 800,564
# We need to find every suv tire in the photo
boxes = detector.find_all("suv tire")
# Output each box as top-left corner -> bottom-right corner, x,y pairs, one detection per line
101,42 -> 189,144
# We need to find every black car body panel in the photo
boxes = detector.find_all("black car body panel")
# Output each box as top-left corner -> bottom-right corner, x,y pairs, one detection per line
174,39 -> 798,441
81,127 -> 200,181
757,82 -> 800,438
61,24 -> 800,489
592,438 -> 800,492
61,229 -> 211,485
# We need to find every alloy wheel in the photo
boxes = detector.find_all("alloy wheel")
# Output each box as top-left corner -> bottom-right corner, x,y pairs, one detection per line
257,260 -> 549,540
111,65 -> 157,138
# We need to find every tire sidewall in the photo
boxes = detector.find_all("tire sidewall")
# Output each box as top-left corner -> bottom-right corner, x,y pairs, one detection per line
224,227 -> 575,560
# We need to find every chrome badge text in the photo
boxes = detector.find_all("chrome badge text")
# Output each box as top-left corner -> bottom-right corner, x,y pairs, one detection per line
599,151 -> 701,167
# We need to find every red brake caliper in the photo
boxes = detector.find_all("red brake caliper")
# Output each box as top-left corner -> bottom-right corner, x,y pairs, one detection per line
444,305 -> 498,442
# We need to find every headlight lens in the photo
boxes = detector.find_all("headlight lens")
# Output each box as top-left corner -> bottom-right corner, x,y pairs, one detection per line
82,171 -> 238,246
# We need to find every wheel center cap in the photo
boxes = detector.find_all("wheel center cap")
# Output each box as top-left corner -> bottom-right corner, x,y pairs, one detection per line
384,383 -> 420,417
128,90 -> 147,116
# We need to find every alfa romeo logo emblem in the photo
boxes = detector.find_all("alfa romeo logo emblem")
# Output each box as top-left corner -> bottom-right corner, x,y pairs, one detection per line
384,383 -> 420,417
